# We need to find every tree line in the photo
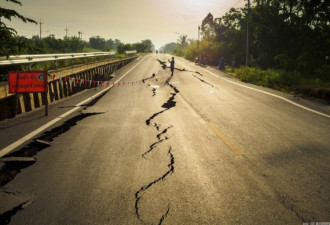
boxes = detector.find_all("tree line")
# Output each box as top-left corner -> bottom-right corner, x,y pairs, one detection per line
88,36 -> 154,54
165,0 -> 329,91
3,34 -> 154,55
0,0 -> 154,57
14,35 -> 153,54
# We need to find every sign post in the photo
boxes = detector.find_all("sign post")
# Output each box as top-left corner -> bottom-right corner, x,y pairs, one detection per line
8,71 -> 49,116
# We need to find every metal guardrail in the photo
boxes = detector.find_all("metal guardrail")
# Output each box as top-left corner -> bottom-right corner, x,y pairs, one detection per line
0,52 -> 116,66
125,50 -> 137,54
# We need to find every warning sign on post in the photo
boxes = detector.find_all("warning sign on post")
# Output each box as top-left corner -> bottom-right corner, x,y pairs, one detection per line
8,71 -> 48,93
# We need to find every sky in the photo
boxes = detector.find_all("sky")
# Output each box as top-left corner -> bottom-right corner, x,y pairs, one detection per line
2,0 -> 245,50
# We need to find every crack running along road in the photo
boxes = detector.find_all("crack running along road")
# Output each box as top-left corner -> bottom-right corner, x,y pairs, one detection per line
135,62 -> 180,224
0,56 -> 147,159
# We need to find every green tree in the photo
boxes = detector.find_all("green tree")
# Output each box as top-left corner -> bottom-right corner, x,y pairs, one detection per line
177,35 -> 188,48
114,39 -> 122,50
0,0 -> 37,57
66,36 -> 85,52
106,38 -> 114,50
201,13 -> 216,41
117,43 -> 133,54
89,36 -> 106,51
141,39 -> 153,52
159,42 -> 177,54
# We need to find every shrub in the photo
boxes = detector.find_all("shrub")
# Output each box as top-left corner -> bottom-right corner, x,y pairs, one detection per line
233,67 -> 302,89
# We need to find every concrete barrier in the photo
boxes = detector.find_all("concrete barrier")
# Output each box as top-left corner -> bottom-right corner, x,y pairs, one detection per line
0,56 -> 137,120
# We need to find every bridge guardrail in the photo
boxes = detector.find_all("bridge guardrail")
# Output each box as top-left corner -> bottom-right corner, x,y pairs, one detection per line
0,56 -> 138,121
0,52 -> 116,66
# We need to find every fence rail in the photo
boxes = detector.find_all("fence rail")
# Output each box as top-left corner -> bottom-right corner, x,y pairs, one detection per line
0,52 -> 115,66
0,56 -> 137,121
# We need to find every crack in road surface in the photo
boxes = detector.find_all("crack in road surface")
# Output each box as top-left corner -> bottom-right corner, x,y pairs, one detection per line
135,147 -> 175,223
142,137 -> 169,159
145,93 -> 178,126
156,59 -> 189,73
135,60 -> 180,224
156,126 -> 173,141
192,74 -> 216,88
154,123 -> 160,131
0,112 -> 103,187
143,58 -> 320,224
157,59 -> 167,70
158,204 -> 170,225
0,200 -> 31,225
279,194 -> 308,222
0,188 -> 36,224
142,73 -> 156,84
165,82 -> 179,94
194,71 -> 203,77
0,89 -> 110,222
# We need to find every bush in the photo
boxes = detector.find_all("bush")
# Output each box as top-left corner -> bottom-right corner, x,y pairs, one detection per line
184,42 -> 199,61
233,66 -> 302,89
234,66 -> 263,83
314,64 -> 330,84
181,40 -> 231,66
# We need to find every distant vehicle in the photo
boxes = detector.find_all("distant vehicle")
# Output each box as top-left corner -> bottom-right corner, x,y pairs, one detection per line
194,57 -> 200,65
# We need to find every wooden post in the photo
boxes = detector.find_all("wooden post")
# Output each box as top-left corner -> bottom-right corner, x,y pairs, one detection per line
44,92 -> 48,116
15,93 -> 20,116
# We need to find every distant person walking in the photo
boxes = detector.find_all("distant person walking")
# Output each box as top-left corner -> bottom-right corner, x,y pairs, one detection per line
168,57 -> 175,76
219,57 -> 225,71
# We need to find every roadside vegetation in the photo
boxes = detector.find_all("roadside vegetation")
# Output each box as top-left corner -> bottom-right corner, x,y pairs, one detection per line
161,0 -> 330,101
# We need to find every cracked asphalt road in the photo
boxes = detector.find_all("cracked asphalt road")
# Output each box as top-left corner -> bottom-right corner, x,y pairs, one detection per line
1,54 -> 330,224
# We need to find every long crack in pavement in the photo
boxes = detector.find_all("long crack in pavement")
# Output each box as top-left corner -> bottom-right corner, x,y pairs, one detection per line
135,146 -> 175,223
192,74 -> 216,89
142,137 -> 169,159
134,60 -> 180,224
156,126 -> 173,141
0,89 -> 110,223
0,112 -> 103,187
145,92 -> 178,126
0,200 -> 30,225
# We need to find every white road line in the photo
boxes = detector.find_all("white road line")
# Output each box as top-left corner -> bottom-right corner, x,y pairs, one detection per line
0,56 -> 147,158
200,67 -> 330,119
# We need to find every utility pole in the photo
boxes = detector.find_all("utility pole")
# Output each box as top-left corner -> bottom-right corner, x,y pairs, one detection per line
245,0 -> 250,66
198,26 -> 200,42
198,26 -> 201,61
78,31 -> 83,39
39,20 -> 43,39
65,27 -> 69,39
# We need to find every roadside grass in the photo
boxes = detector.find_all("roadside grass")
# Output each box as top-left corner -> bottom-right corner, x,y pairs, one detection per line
226,66 -> 330,102
82,47 -> 101,52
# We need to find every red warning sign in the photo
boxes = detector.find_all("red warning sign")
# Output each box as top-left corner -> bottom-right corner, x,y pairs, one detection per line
8,71 -> 48,93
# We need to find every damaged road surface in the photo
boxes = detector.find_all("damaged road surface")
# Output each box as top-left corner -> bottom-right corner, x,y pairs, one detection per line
0,54 -> 329,224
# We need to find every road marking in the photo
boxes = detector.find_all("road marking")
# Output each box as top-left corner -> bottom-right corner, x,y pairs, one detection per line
177,94 -> 244,155
208,123 -> 244,155
200,67 -> 330,119
0,56 -> 147,158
